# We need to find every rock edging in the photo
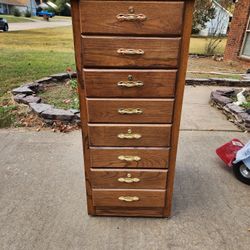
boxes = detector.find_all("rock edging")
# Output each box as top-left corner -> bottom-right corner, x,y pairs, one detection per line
210,89 -> 250,132
11,72 -> 80,124
186,77 -> 250,87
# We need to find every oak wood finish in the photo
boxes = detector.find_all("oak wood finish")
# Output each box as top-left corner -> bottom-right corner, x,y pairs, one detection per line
92,189 -> 166,207
71,0 -> 194,217
80,1 -> 184,35
164,0 -> 195,217
95,207 -> 164,217
90,169 -> 168,189
82,36 -> 181,68
88,124 -> 172,147
71,0 -> 95,215
83,69 -> 177,98
87,98 -> 174,123
90,147 -> 170,168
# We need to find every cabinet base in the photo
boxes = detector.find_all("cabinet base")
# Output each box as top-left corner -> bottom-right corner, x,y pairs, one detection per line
91,207 -> 170,218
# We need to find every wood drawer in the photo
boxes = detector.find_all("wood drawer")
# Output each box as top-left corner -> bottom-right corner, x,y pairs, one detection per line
90,147 -> 169,168
88,124 -> 171,147
95,207 -> 164,217
87,98 -> 174,123
82,36 -> 180,68
90,169 -> 167,189
83,69 -> 177,98
92,189 -> 166,207
80,1 -> 184,36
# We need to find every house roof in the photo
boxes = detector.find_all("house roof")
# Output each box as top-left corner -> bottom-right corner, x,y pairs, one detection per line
0,0 -> 29,6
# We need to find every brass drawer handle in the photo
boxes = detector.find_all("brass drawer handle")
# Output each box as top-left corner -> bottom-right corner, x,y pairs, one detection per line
116,13 -> 147,22
118,173 -> 140,183
117,80 -> 144,88
117,75 -> 144,88
118,108 -> 143,115
117,48 -> 144,55
118,196 -> 139,202
118,155 -> 141,162
117,129 -> 141,139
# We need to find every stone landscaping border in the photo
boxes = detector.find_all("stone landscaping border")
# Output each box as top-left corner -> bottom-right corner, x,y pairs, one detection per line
186,77 -> 250,87
11,72 -> 80,125
210,89 -> 250,132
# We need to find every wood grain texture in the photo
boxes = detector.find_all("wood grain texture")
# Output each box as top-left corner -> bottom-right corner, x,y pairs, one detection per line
95,207 -> 164,217
82,36 -> 180,68
164,0 -> 195,217
80,1 -> 184,35
92,189 -> 166,207
71,0 -> 95,215
83,69 -> 177,98
90,147 -> 169,168
90,169 -> 167,189
88,124 -> 172,147
87,98 -> 174,123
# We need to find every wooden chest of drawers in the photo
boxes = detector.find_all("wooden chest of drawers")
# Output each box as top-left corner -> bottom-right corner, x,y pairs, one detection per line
71,0 -> 194,217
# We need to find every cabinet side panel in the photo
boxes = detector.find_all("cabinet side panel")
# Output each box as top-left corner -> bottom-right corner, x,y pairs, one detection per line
71,0 -> 95,215
164,0 -> 194,217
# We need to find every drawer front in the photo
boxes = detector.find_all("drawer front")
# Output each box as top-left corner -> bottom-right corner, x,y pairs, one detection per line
82,36 -> 180,68
90,147 -> 169,168
90,169 -> 167,189
95,207 -> 164,217
83,69 -> 177,98
87,99 -> 174,123
88,124 -> 171,147
92,189 -> 166,207
80,1 -> 184,35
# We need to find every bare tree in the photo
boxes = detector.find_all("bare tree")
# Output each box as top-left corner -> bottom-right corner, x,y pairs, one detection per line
205,6 -> 230,55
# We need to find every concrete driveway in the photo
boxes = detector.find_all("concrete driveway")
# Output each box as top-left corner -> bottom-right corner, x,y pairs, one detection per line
0,86 -> 249,250
8,19 -> 71,31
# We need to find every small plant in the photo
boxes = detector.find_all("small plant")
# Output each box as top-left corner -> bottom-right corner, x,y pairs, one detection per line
12,8 -> 21,17
69,79 -> 78,90
240,102 -> 250,109
0,105 -> 17,128
25,10 -> 31,18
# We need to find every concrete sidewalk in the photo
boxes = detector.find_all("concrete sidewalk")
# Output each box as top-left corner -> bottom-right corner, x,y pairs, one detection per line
9,20 -> 71,31
0,86 -> 249,250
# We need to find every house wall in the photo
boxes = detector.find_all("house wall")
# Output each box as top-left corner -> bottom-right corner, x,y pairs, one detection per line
27,0 -> 37,16
16,6 -> 28,14
0,0 -> 37,15
199,4 -> 230,36
224,0 -> 250,66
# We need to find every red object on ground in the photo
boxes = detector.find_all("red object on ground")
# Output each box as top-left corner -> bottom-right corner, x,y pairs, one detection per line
216,139 -> 245,167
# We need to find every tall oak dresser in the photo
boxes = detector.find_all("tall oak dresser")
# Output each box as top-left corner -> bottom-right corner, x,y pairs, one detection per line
71,0 -> 194,217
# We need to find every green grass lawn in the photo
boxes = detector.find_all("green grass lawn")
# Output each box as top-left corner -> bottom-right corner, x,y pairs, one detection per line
38,79 -> 79,110
31,16 -> 72,22
0,26 -> 75,127
190,37 -> 227,55
0,26 -> 75,96
0,14 -> 34,23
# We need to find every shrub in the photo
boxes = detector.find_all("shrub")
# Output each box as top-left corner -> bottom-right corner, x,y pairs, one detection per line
24,10 -> 31,18
12,8 -> 21,17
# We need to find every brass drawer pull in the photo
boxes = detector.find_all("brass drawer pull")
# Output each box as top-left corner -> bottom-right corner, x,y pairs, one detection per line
118,155 -> 141,162
116,13 -> 147,22
118,108 -> 143,115
118,173 -> 140,183
117,129 -> 141,139
117,48 -> 144,55
118,196 -> 139,202
117,80 -> 144,88
117,75 -> 144,88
